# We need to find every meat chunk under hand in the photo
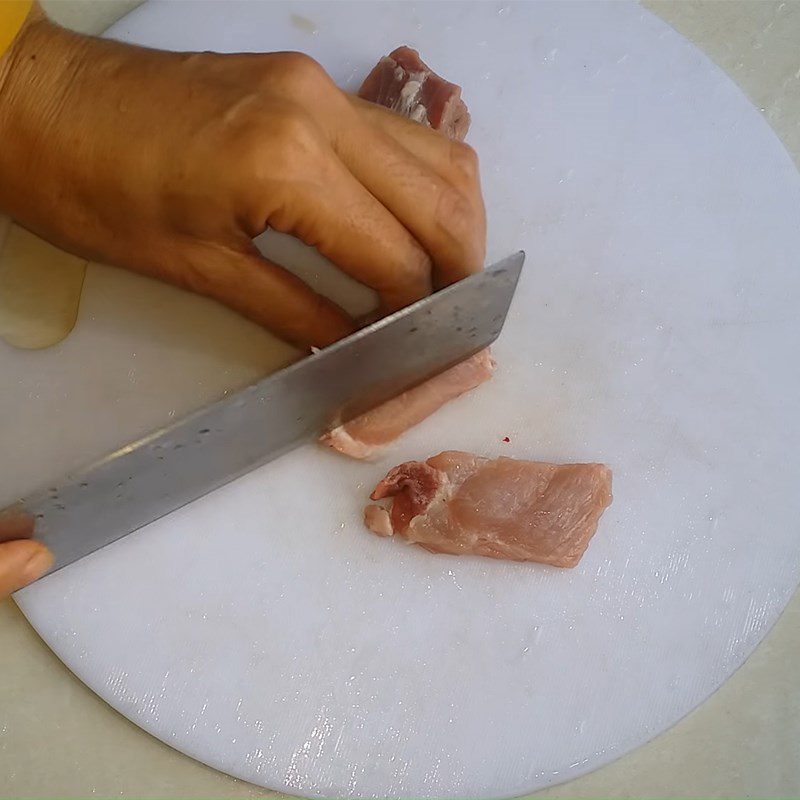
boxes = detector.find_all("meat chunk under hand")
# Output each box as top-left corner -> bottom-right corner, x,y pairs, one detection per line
358,46 -> 471,142
321,350 -> 494,459
364,452 -> 613,568
319,46 -> 483,459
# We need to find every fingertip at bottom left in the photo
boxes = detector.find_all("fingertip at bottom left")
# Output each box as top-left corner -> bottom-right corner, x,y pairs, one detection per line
21,543 -> 55,585
0,540 -> 55,596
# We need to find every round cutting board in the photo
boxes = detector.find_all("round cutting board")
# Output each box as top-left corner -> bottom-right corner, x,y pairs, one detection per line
11,1 -> 800,797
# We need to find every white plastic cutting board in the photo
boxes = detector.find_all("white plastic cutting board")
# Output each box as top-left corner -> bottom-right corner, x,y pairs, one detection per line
6,2 -> 800,797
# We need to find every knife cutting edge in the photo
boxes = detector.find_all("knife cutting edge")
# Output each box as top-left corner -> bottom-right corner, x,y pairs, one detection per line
1,251 -> 524,577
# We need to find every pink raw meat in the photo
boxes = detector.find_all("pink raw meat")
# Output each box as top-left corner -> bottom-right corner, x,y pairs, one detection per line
365,452 -> 613,568
321,47 -> 484,459
358,46 -> 471,142
320,350 -> 494,459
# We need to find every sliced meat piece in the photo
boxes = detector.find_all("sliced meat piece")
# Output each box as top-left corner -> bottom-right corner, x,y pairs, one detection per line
365,451 -> 613,567
320,47 -> 482,459
358,46 -> 471,142
321,349 -> 494,459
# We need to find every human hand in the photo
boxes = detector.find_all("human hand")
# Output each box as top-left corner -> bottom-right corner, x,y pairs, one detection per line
0,15 -> 486,348
0,511 -> 53,599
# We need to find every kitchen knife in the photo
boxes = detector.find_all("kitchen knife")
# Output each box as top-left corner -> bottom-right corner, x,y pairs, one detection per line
2,251 -> 524,577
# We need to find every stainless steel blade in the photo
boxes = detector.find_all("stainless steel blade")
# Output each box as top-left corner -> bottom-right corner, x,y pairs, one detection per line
4,252 -> 524,576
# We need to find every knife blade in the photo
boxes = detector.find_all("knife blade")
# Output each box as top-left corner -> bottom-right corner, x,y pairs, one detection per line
3,251 -> 524,577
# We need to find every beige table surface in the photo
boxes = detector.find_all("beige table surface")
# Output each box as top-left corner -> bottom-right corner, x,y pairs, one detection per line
2,1 -> 799,797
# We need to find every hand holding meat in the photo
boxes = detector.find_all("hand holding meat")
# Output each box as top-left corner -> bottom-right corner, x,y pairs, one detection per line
0,12 -> 486,348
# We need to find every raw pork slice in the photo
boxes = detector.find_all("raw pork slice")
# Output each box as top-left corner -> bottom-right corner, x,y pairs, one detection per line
364,452 -> 613,567
358,46 -> 471,142
321,47 -> 483,458
320,350 -> 494,459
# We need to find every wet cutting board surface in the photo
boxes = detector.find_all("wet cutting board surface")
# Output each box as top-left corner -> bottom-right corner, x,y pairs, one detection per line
7,2 -> 800,797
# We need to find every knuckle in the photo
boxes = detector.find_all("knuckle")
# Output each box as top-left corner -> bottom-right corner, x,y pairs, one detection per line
369,233 -> 431,300
271,106 -> 322,162
269,113 -> 327,189
181,265 -> 215,296
449,141 -> 480,182
277,102 -> 318,140
219,104 -> 327,235
435,184 -> 486,269
394,242 -> 432,296
172,248 -> 223,297
437,185 -> 477,239
231,105 -> 322,182
220,133 -> 269,195
440,144 -> 485,259
275,51 -> 330,94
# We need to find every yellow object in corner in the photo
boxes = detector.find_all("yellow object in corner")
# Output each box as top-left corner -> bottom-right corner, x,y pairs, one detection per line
0,0 -> 33,57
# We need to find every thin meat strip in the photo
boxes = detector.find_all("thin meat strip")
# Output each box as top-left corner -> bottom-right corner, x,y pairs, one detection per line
321,47 -> 485,459
320,350 -> 494,459
364,452 -> 613,567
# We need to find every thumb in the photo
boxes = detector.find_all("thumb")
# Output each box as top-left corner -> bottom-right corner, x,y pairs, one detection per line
0,540 -> 54,598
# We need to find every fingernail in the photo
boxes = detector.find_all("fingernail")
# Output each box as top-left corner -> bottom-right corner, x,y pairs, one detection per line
22,547 -> 54,584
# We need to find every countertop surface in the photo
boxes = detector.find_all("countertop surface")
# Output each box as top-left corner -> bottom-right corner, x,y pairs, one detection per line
1,1 -> 799,797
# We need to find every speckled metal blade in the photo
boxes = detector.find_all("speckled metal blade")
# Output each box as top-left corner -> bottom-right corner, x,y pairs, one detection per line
4,252 -> 524,576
